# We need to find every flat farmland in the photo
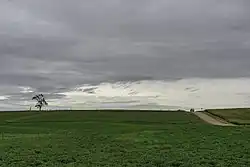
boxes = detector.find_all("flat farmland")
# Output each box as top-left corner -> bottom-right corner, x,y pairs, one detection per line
207,108 -> 250,125
0,111 -> 249,167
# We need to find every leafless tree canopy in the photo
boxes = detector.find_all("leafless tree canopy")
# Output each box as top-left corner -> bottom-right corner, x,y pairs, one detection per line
32,94 -> 48,111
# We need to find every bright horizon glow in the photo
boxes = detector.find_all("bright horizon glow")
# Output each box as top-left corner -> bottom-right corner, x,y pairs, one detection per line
50,78 -> 250,110
1,78 -> 250,111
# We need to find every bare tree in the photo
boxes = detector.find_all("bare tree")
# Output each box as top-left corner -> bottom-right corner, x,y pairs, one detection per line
32,94 -> 48,111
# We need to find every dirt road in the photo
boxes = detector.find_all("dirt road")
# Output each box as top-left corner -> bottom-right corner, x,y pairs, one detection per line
194,112 -> 235,126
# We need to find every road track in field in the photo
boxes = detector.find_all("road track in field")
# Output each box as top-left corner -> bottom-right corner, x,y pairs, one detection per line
193,112 -> 236,126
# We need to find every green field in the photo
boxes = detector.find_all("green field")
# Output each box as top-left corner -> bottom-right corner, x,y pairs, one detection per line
207,108 -> 250,125
0,111 -> 250,167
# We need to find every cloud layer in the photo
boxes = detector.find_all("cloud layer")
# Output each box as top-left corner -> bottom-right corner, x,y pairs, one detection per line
0,0 -> 250,110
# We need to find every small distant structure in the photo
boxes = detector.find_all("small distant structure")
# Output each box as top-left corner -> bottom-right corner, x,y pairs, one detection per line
190,108 -> 195,112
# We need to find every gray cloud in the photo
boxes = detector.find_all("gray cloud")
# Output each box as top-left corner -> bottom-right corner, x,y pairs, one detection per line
0,0 -> 250,109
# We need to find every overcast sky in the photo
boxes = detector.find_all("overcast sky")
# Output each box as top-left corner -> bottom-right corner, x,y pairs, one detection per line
0,0 -> 250,110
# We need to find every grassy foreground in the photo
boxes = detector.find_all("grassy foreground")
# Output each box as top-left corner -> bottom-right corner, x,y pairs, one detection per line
0,111 -> 250,167
207,108 -> 250,125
